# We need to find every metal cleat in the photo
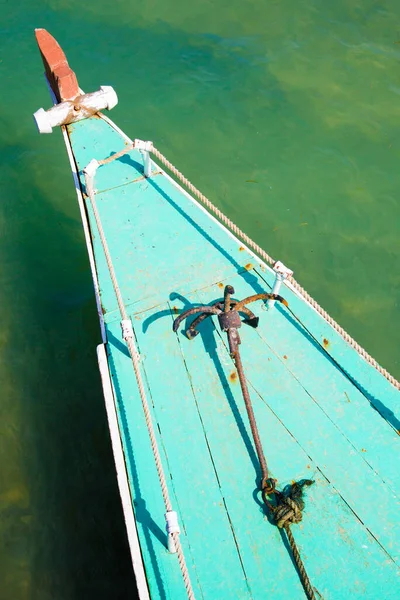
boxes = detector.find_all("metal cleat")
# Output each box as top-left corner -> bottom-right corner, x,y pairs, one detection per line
267,261 -> 294,309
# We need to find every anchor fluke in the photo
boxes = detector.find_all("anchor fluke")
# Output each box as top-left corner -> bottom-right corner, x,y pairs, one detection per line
243,316 -> 260,328
172,285 -> 288,339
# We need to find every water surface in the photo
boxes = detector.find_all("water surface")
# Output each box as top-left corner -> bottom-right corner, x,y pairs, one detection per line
1,1 -> 399,597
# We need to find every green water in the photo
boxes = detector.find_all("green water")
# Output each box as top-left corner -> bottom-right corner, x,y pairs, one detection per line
1,1 -> 399,597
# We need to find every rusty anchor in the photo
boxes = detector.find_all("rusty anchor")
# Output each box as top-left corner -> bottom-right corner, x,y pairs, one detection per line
172,285 -> 288,491
172,287 -> 316,598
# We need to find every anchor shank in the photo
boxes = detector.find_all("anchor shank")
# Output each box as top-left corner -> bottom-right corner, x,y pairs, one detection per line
231,344 -> 269,485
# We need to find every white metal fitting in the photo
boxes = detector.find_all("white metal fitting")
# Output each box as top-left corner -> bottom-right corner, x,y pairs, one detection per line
267,260 -> 293,309
272,261 -> 294,279
121,319 -> 134,341
134,139 -> 153,152
165,511 -> 180,554
33,85 -> 118,133
141,151 -> 152,177
83,158 -> 100,179
134,140 -> 153,177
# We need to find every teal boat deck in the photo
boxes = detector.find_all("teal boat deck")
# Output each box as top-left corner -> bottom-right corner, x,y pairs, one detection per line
67,115 -> 399,599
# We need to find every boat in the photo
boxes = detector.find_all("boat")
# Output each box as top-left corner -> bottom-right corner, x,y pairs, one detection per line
33,29 -> 400,599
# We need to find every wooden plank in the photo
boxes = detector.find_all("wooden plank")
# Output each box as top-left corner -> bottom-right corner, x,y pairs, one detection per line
195,274 -> 400,564
252,269 -> 399,493
130,304 -> 252,598
67,118 -> 144,192
174,283 -> 399,597
169,292 -> 308,597
255,267 -> 400,431
106,318 -> 199,600
106,309 -> 251,599
83,177 -> 252,318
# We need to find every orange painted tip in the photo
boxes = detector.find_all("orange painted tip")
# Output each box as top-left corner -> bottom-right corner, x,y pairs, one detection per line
35,28 -> 79,102
282,299 -> 289,307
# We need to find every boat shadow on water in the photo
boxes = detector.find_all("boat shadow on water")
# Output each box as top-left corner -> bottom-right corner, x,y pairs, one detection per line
1,149 -> 140,600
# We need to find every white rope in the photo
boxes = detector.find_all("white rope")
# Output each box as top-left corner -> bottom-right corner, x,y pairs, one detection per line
83,160 -> 196,600
150,145 -> 400,392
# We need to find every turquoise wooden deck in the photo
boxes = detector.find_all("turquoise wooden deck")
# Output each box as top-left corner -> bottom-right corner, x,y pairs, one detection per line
67,114 -> 399,599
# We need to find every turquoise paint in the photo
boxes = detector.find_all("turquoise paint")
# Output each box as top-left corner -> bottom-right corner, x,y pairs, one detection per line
64,110 -> 400,598
255,267 -> 400,426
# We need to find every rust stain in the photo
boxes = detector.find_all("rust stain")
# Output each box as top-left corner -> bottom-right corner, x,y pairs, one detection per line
323,338 -> 329,348
307,464 -> 310,469
239,246 -> 245,252
229,371 -> 237,382
283,355 -> 288,360
361,448 -> 367,453
245,263 -> 253,271
217,282 -> 224,289
172,306 -> 179,314
344,392 -> 351,402
338,526 -> 352,544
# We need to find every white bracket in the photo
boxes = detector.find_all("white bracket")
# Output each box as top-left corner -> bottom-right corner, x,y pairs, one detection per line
134,139 -> 153,152
121,319 -> 134,340
141,150 -> 152,177
83,158 -> 100,178
165,511 -> 180,553
267,261 -> 293,309
133,140 -> 153,177
120,319 -> 141,361
83,159 -> 100,199
33,85 -> 118,133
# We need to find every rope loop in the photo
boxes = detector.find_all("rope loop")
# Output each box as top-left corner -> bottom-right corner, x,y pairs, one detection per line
261,476 -> 277,495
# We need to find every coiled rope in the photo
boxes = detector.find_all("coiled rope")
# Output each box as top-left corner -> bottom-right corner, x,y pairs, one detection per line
150,145 -> 400,392
84,160 -> 195,600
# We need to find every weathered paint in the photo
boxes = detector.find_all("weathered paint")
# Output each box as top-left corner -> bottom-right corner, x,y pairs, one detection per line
35,28 -> 79,101
34,86 -> 118,134
62,111 -> 400,599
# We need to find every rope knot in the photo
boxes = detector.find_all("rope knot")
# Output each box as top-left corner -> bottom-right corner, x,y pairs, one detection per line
275,496 -> 303,528
270,479 -> 314,529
